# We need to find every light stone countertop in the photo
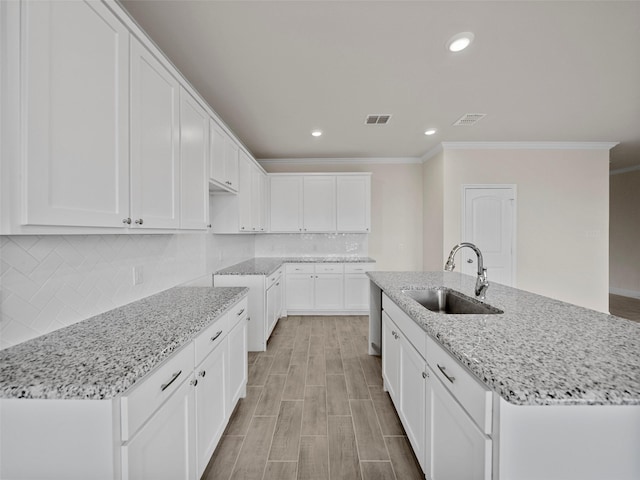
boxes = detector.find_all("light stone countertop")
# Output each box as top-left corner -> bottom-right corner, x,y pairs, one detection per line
368,271 -> 640,406
0,286 -> 248,400
215,256 -> 376,276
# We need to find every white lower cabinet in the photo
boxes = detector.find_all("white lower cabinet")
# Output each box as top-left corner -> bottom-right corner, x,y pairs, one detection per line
399,334 -> 427,473
227,313 -> 248,412
314,273 -> 344,310
382,293 -> 491,480
266,276 -> 284,337
381,312 -> 401,402
426,368 -> 491,480
123,373 -> 197,480
195,341 -> 227,476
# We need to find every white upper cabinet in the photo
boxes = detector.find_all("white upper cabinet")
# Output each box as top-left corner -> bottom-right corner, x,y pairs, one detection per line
21,0 -> 130,228
269,174 -> 371,233
269,176 -> 304,232
251,165 -> 267,232
179,89 -> 209,230
238,151 -> 253,232
303,176 -> 336,232
130,37 -> 180,229
337,175 -> 371,232
209,120 -> 239,193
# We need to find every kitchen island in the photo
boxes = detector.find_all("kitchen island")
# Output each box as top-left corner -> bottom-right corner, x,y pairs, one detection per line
368,271 -> 640,480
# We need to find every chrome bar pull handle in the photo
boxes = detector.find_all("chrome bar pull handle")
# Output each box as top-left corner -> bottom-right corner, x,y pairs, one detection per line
437,364 -> 455,384
160,370 -> 182,392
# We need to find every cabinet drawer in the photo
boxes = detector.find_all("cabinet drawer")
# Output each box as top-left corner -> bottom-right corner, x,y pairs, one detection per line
286,264 -> 314,274
227,296 -> 248,328
315,263 -> 344,274
121,342 -> 195,441
382,294 -> 426,359
426,335 -> 493,435
266,269 -> 283,288
195,313 -> 229,366
344,263 -> 375,274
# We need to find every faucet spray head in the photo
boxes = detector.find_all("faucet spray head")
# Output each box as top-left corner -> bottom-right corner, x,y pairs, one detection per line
444,257 -> 455,271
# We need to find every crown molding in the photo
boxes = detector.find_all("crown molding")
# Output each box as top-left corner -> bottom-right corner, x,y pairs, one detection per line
610,164 -> 640,176
420,144 -> 444,163
257,157 -> 422,166
440,141 -> 619,150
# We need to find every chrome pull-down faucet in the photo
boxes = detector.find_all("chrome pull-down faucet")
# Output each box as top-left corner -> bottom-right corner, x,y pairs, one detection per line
444,242 -> 490,299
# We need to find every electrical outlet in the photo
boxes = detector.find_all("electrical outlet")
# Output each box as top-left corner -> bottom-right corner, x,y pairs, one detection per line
133,265 -> 144,285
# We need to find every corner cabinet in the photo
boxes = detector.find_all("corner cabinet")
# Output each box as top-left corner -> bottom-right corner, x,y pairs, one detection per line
209,119 -> 239,193
269,174 -> 371,233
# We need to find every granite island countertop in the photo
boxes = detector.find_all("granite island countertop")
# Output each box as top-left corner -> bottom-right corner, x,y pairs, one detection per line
215,256 -> 376,276
0,286 -> 248,400
368,271 -> 640,406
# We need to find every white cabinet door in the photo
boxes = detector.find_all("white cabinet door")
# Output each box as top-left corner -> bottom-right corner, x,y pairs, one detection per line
427,369 -> 492,480
123,374 -> 196,480
266,283 -> 277,336
22,0 -> 129,227
274,277 -> 283,322
286,273 -> 315,310
195,341 -> 226,477
399,335 -> 427,472
209,120 -> 227,188
227,316 -> 248,413
344,275 -> 370,310
270,176 -> 303,232
303,176 -> 336,232
314,273 -> 344,310
130,37 -> 180,229
382,312 -> 401,402
336,175 -> 371,232
251,166 -> 266,232
224,136 -> 239,192
238,151 -> 253,232
179,89 -> 209,230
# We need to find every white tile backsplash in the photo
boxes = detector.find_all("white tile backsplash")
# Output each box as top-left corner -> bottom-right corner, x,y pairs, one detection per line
0,233 -> 254,349
255,233 -> 368,257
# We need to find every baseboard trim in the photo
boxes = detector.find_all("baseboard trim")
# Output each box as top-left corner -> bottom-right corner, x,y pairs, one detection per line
609,287 -> 640,299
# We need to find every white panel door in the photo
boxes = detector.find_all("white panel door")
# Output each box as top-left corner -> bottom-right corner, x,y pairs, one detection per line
344,275 -> 370,310
251,166 -> 265,232
427,369 -> 492,480
22,0 -> 129,227
303,176 -> 336,232
314,273 -> 344,310
238,152 -> 253,232
195,342 -> 226,477
270,176 -> 303,232
286,273 -> 315,310
224,136 -> 239,191
227,316 -> 248,413
462,186 -> 516,287
336,175 -> 371,232
399,335 -> 427,472
209,120 -> 227,187
179,89 -> 209,230
381,312 -> 401,402
123,374 -> 196,480
130,37 -> 180,229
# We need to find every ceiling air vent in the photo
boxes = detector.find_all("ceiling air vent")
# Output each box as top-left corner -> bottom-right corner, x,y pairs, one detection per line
453,113 -> 486,126
365,114 -> 392,125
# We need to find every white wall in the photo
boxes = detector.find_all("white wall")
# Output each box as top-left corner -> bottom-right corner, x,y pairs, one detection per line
261,161 -> 424,271
422,151 -> 444,271
441,148 -> 610,312
0,233 -> 254,349
610,169 -> 640,298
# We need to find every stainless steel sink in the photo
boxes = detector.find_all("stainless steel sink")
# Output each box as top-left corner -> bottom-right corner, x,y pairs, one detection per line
402,288 -> 503,315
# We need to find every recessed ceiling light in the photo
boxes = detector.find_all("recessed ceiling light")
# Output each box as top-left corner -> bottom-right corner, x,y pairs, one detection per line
447,32 -> 474,52
424,128 -> 437,136
311,130 -> 322,137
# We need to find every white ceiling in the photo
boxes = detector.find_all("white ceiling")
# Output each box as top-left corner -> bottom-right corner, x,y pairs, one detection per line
120,0 -> 640,170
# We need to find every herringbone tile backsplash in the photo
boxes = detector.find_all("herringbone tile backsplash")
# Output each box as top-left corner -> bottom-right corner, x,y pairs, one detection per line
0,234 -> 254,349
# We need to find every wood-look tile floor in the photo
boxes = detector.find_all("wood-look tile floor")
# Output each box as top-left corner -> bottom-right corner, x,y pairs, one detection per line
202,315 -> 423,480
610,294 -> 640,322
